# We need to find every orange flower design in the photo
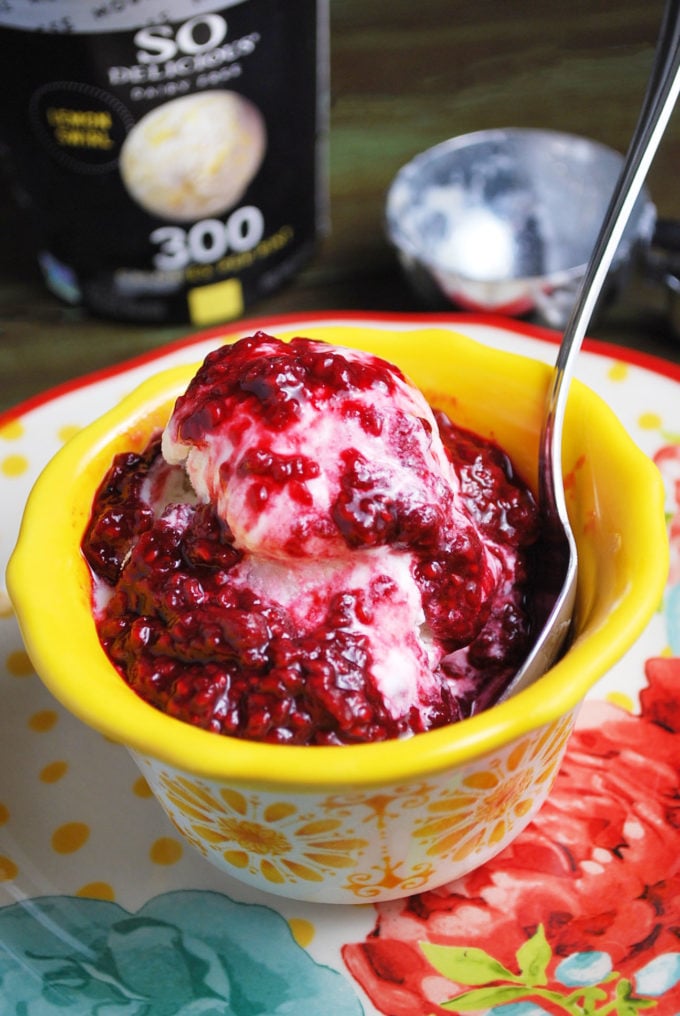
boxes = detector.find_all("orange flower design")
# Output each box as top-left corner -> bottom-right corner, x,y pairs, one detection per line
155,773 -> 370,887
414,712 -> 575,864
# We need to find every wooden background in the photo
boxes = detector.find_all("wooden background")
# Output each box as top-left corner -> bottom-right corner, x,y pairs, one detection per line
1,0 -> 679,413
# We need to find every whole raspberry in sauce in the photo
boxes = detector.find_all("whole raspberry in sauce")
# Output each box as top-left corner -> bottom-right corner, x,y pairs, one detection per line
82,333 -> 541,745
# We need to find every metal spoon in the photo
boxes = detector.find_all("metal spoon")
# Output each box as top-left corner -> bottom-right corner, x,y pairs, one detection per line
498,0 -> 680,702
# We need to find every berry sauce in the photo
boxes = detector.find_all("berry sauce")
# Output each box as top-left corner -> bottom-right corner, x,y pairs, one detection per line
82,334 -> 542,746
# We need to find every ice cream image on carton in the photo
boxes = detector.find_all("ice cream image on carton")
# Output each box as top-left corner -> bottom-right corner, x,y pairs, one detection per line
120,91 -> 267,221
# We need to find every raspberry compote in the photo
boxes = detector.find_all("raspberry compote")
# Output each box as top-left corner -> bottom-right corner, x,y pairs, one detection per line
82,333 -> 542,746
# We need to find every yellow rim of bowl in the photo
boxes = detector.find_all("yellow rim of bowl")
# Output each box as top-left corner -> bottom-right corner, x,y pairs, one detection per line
7,326 -> 669,789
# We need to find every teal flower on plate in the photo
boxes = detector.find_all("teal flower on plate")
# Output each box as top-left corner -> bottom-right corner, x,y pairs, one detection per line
0,889 -> 364,1014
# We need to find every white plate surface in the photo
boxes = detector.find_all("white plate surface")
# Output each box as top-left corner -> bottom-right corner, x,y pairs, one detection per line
1,312 -> 679,1016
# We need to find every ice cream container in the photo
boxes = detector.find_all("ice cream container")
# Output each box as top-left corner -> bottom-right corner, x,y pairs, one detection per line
0,0 -> 329,324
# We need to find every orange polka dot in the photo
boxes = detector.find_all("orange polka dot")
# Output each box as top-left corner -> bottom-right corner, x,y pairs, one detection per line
0,419 -> 24,440
288,918 -> 315,948
76,881 -> 115,901
57,424 -> 81,444
1,454 -> 29,477
0,802 -> 9,825
605,690 -> 635,712
6,649 -> 34,677
0,855 -> 19,881
28,709 -> 58,732
40,760 -> 68,783
133,776 -> 153,798
607,361 -> 628,382
52,821 -> 90,854
638,411 -> 662,430
150,836 -> 183,865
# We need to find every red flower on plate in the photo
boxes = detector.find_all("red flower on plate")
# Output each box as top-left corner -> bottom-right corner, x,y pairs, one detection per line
342,660 -> 680,1016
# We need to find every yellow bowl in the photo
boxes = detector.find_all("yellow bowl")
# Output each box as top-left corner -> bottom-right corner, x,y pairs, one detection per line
7,325 -> 669,903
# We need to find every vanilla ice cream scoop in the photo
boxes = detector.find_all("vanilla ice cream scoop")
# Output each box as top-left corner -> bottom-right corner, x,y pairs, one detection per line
162,332 -> 485,564
159,332 -> 506,720
120,90 -> 266,221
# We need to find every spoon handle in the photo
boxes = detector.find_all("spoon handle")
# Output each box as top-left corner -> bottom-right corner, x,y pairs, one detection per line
498,1 -> 680,704
543,0 -> 680,527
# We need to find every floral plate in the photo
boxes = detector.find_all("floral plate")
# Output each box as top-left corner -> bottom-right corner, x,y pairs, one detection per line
1,312 -> 679,1016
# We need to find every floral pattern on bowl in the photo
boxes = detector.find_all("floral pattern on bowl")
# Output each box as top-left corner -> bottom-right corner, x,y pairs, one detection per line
135,708 -> 574,901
